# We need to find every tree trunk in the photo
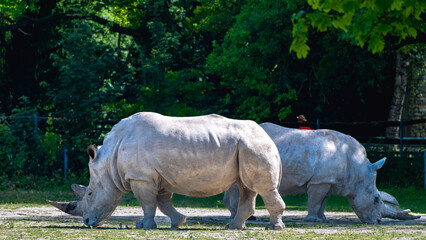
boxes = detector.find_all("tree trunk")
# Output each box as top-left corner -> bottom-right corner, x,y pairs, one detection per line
385,51 -> 410,139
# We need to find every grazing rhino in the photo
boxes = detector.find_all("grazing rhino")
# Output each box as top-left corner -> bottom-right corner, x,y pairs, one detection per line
48,112 -> 285,230
223,122 -> 420,224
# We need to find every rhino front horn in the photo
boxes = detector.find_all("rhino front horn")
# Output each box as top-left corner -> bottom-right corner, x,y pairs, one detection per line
381,203 -> 421,220
47,200 -> 83,216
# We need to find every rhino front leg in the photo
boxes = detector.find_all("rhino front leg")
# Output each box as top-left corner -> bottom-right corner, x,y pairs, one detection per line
130,181 -> 158,230
223,184 -> 239,219
226,183 -> 257,230
305,183 -> 331,223
157,190 -> 186,229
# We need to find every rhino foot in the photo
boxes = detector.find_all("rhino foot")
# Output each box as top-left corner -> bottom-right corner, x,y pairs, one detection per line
171,215 -> 186,229
265,222 -> 285,230
136,220 -> 157,230
225,222 -> 246,230
304,215 -> 327,223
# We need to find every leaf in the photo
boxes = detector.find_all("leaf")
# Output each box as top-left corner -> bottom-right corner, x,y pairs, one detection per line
375,0 -> 392,11
368,34 -> 385,53
407,27 -> 417,38
307,13 -> 331,32
331,12 -> 353,31
390,0 -> 404,10
290,40 -> 310,59
342,0 -> 361,12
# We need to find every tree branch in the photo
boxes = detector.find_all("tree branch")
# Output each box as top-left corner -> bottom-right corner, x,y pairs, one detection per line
391,31 -> 426,50
0,13 -> 146,39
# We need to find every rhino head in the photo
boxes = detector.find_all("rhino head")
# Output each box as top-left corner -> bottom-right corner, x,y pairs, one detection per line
347,158 -> 386,224
48,145 -> 122,227
348,157 -> 420,223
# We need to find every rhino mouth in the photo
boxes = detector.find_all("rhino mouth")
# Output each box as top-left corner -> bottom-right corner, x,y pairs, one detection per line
84,217 -> 102,228
84,208 -> 115,228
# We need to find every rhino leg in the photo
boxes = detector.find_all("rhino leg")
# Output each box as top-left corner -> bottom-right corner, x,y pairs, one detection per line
226,183 -> 257,230
223,184 -> 239,219
131,181 -> 158,230
157,190 -> 186,228
260,188 -> 286,230
305,183 -> 331,223
318,195 -> 329,221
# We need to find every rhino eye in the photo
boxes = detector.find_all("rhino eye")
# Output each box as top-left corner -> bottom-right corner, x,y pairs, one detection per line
88,192 -> 93,196
374,196 -> 379,204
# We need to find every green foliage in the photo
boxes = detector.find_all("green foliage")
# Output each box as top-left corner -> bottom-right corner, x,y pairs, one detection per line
0,0 -> 40,19
369,148 -> 426,188
0,0 -> 421,188
207,0 -> 299,121
0,99 -> 65,189
290,0 -> 425,58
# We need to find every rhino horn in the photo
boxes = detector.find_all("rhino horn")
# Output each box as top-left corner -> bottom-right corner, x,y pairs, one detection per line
370,157 -> 386,171
381,203 -> 421,220
71,184 -> 87,199
46,200 -> 83,216
380,191 -> 399,206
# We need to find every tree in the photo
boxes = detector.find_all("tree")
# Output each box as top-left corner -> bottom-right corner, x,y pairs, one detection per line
290,0 -> 425,138
0,0 -> 217,182
0,0 -> 58,108
290,0 -> 425,58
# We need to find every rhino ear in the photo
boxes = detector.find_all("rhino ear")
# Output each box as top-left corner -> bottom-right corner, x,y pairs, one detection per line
370,157 -> 386,171
87,144 -> 97,161
71,184 -> 87,199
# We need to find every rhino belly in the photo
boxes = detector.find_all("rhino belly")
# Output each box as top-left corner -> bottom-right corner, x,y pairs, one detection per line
279,173 -> 309,195
161,164 -> 239,197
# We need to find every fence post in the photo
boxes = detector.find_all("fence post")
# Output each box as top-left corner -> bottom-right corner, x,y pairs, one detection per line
34,113 -> 38,134
64,148 -> 68,182
317,119 -> 320,129
424,151 -> 426,189
399,119 -> 403,159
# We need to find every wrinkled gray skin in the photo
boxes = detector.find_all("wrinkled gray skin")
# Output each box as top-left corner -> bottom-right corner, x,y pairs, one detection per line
223,123 -> 420,224
48,113 -> 285,230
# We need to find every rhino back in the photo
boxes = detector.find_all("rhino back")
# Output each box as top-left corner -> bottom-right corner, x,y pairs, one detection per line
102,113 -> 274,197
261,122 -> 368,195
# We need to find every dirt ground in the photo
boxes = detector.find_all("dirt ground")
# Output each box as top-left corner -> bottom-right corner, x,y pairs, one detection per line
0,205 -> 425,236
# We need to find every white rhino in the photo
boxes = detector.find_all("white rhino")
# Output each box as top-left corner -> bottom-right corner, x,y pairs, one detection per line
48,112 -> 285,230
223,122 -> 420,224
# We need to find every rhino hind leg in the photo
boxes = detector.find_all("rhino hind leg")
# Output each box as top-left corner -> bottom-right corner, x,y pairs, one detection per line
157,190 -> 186,228
131,181 -> 158,230
257,188 -> 286,230
305,183 -> 331,223
226,183 -> 257,230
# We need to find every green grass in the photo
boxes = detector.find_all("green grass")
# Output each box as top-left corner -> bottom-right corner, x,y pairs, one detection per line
0,187 -> 424,239
0,218 -> 424,239
0,187 -> 425,213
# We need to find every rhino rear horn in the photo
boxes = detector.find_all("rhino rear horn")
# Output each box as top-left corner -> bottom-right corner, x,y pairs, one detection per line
47,200 -> 83,216
71,184 -> 87,199
380,191 -> 399,206
381,203 -> 421,220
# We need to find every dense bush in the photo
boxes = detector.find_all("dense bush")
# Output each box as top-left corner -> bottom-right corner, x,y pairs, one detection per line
368,147 -> 425,189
